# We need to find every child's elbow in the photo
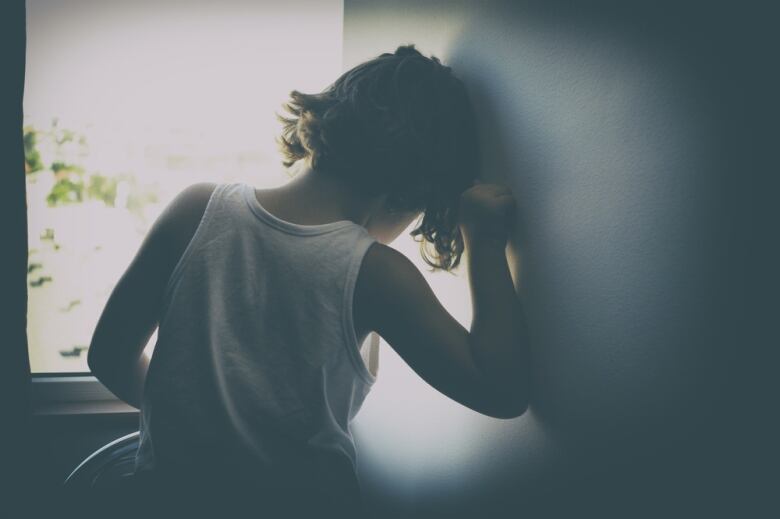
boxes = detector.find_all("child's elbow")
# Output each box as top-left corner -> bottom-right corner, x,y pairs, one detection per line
494,400 -> 529,420
87,344 -> 110,377
87,349 -> 102,377
482,393 -> 529,420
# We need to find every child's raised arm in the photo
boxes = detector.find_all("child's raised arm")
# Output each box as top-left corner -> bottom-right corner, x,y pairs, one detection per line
354,184 -> 529,419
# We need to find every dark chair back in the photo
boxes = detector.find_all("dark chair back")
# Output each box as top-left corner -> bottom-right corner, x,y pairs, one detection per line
63,431 -> 140,488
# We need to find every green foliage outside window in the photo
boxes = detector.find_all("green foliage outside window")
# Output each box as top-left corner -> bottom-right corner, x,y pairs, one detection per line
24,119 -> 158,210
24,127 -> 44,173
26,119 -> 160,292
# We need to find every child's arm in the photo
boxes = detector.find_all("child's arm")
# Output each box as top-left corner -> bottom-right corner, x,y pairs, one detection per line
88,183 -> 217,408
354,184 -> 529,419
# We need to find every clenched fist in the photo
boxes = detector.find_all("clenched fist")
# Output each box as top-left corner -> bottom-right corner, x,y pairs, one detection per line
458,183 -> 516,245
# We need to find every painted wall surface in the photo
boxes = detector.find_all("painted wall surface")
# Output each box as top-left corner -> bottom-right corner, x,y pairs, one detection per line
344,1 -> 771,517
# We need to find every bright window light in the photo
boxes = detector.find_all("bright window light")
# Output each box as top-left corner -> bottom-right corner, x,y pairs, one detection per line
24,0 -> 344,372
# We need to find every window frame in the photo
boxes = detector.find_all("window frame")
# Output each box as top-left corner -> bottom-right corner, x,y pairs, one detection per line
30,373 -> 137,416
31,332 -> 382,416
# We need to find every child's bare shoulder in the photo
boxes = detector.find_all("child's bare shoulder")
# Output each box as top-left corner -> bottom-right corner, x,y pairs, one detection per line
355,242 -> 429,323
160,183 -> 218,233
171,182 -> 218,218
144,183 -> 219,261
361,243 -> 420,285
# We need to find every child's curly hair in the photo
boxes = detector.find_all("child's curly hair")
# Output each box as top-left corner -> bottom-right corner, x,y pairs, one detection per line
276,44 -> 480,271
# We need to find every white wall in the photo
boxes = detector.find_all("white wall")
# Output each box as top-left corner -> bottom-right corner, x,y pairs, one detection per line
344,1 -> 767,517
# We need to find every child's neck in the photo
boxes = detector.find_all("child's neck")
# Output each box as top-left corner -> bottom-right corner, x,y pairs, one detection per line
254,161 -> 418,244
255,162 -> 384,229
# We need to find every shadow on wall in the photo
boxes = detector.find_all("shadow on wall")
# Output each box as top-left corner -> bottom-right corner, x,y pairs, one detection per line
443,3 -> 744,514
453,0 -> 733,432
348,1 -> 769,517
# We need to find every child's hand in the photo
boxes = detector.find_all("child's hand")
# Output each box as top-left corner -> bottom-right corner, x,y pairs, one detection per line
458,183 -> 516,245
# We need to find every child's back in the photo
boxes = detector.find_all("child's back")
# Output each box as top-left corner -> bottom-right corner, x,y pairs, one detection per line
135,182 -> 377,514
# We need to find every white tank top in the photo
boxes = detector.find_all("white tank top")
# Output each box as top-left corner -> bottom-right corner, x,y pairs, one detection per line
135,182 -> 379,488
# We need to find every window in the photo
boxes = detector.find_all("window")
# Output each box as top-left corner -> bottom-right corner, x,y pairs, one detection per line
25,0 -> 344,374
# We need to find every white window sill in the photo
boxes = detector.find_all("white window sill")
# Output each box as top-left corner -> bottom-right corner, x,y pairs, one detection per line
31,375 -> 138,416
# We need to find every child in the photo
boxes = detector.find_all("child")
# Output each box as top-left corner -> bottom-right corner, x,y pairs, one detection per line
87,44 -> 529,517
